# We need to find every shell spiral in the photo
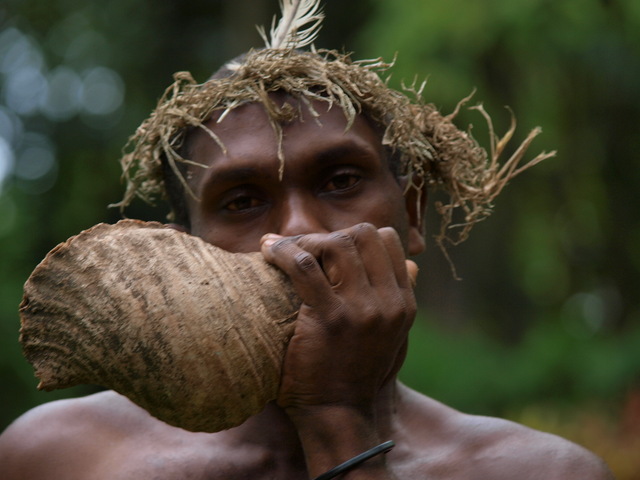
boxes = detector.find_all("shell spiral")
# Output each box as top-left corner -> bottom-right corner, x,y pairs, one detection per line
19,220 -> 300,433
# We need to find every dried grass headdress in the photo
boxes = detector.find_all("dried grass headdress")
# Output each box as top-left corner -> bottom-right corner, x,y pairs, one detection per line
114,0 -> 555,250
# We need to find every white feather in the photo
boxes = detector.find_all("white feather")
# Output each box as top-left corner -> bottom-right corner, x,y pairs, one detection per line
258,0 -> 324,50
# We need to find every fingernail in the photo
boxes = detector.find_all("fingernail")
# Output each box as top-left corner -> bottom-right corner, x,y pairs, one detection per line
261,233 -> 282,248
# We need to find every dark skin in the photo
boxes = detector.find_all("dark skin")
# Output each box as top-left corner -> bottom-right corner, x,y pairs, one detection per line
0,98 -> 614,479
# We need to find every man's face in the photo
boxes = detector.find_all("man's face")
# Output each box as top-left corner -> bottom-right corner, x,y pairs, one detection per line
183,97 -> 425,255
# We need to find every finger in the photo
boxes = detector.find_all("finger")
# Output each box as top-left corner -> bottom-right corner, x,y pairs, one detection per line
261,233 -> 283,251
261,233 -> 366,307
347,223 -> 398,288
288,230 -> 370,289
373,228 -> 417,338
405,260 -> 419,288
376,226 -> 413,289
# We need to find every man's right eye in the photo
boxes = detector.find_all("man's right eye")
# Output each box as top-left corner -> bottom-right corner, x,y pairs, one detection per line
223,195 -> 265,212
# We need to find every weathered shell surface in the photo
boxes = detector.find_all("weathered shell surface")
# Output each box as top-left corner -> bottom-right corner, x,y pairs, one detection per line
19,219 -> 300,433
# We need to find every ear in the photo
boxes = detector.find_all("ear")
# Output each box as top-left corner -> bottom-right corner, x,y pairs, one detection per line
403,177 -> 427,256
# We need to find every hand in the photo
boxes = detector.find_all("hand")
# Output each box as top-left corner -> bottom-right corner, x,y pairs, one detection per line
260,223 -> 418,415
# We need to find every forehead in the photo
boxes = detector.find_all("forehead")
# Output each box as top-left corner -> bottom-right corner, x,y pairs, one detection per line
186,96 -> 386,173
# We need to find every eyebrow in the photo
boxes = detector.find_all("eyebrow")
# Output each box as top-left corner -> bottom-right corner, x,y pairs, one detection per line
312,142 -> 381,165
198,138 -> 382,193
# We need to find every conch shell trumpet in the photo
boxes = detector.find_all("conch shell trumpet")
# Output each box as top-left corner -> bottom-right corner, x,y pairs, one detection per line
19,220 -> 301,433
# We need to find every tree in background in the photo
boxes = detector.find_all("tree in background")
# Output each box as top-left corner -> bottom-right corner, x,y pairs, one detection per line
356,2 -> 640,476
359,0 -> 640,338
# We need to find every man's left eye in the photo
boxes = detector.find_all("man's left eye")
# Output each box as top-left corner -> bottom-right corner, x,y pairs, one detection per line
324,174 -> 360,192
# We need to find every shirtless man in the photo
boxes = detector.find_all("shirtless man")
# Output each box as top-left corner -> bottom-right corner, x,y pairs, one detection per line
0,4 -> 614,479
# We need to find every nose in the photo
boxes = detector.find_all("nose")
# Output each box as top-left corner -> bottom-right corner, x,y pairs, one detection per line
277,192 -> 327,237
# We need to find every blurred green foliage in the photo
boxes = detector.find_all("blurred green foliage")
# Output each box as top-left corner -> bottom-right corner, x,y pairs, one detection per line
401,314 -> 640,416
359,0 -> 639,330
0,4 -> 638,476
359,0 -> 640,391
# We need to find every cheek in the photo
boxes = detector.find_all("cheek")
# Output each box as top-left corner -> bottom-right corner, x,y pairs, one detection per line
186,200 -> 264,253
364,185 -> 411,245
192,224 -> 264,253
344,185 -> 410,232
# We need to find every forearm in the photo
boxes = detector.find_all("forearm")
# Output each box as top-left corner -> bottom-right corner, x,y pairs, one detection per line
289,405 -> 397,480
261,227 -> 414,479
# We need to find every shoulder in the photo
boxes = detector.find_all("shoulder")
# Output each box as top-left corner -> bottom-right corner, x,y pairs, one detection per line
0,391 -> 271,480
396,385 -> 614,479
453,412 -> 615,479
0,391 -> 158,479
0,390 -> 155,444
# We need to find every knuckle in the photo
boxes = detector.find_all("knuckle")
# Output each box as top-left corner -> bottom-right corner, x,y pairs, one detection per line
378,226 -> 401,244
403,300 -> 417,322
349,296 -> 384,324
385,291 -> 415,322
353,222 -> 377,234
361,303 -> 384,324
271,237 -> 293,252
351,223 -> 378,242
293,251 -> 317,272
327,231 -> 356,249
387,298 -> 407,321
378,226 -> 397,236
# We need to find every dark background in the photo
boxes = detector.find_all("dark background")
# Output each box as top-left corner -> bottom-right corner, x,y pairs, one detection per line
1,1 -> 638,476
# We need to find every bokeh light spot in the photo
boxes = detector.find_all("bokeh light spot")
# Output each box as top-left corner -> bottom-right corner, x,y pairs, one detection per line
41,66 -> 83,121
81,67 -> 124,116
